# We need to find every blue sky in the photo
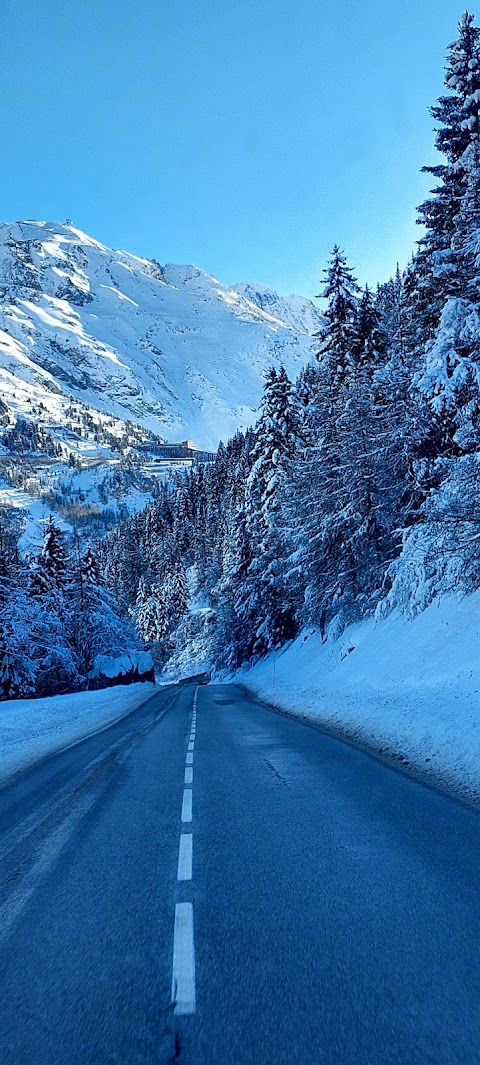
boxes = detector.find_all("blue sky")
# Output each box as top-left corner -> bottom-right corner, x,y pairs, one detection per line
0,0 -> 469,296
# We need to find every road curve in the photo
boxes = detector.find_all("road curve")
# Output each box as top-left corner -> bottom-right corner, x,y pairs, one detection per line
1,682 -> 480,1064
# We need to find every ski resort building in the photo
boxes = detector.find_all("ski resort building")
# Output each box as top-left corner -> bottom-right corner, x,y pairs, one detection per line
138,440 -> 216,463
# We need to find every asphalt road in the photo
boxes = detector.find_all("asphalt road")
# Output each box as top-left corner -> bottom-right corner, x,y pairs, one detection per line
1,682 -> 480,1065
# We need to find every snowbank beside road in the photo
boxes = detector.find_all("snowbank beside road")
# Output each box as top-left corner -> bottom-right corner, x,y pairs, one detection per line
238,592 -> 480,806
0,683 -> 156,786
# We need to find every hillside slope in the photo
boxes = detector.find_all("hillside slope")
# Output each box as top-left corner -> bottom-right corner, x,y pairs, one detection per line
0,221 -> 318,451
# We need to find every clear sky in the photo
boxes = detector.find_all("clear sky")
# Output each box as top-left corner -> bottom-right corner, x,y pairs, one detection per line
0,0 -> 470,296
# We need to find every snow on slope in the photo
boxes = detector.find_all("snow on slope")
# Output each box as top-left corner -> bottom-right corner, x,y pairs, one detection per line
238,593 -> 480,806
0,682 -> 156,785
233,281 -> 323,335
0,221 -> 317,450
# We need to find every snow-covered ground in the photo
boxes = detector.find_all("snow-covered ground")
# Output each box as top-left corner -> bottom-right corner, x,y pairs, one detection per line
0,682 -> 155,786
237,592 -> 480,807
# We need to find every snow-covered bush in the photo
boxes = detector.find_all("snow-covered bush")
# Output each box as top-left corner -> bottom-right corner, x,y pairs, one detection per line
88,650 -> 154,689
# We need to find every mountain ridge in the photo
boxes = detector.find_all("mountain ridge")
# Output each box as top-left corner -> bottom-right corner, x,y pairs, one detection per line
0,220 -> 319,451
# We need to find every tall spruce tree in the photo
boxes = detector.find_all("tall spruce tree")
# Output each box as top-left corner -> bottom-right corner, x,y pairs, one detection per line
316,246 -> 361,386
237,367 -> 300,655
411,11 -> 480,340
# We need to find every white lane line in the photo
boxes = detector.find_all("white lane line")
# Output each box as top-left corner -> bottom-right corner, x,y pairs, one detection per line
177,833 -> 193,881
185,751 -> 194,765
189,734 -> 195,742
172,902 -> 196,1014
184,766 -> 193,785
187,740 -> 195,751
181,788 -> 193,822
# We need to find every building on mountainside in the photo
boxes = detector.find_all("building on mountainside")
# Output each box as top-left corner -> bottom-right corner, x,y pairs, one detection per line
137,440 -> 216,463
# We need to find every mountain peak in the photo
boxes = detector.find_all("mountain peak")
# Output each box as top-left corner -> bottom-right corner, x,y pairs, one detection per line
232,281 -> 323,334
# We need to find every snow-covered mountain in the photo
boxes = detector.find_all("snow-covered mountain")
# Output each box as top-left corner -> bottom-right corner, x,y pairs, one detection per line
0,221 -> 317,451
233,281 -> 323,336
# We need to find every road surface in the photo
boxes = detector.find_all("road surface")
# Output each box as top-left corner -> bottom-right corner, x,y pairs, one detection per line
1,682 -> 480,1064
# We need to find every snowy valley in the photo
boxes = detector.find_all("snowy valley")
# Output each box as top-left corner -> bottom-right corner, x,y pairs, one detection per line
3,15 -> 480,812
8,7 -> 480,1062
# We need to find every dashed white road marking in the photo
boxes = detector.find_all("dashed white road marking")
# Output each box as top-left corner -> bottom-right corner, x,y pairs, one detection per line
171,689 -> 198,1015
181,789 -> 193,822
177,833 -> 193,881
172,902 -> 196,1014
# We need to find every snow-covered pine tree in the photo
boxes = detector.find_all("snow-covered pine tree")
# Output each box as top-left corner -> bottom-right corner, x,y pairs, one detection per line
0,514 -> 20,581
213,507 -> 254,668
213,441 -> 255,667
415,296 -> 480,457
82,546 -> 102,585
411,11 -> 480,341
135,576 -> 169,643
238,366 -> 301,655
100,515 -> 146,610
0,586 -> 43,699
41,516 -> 70,590
316,246 -> 361,386
67,539 -> 142,685
166,565 -> 189,626
376,265 -> 413,360
450,139 -> 480,298
0,575 -> 81,700
355,285 -> 383,368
